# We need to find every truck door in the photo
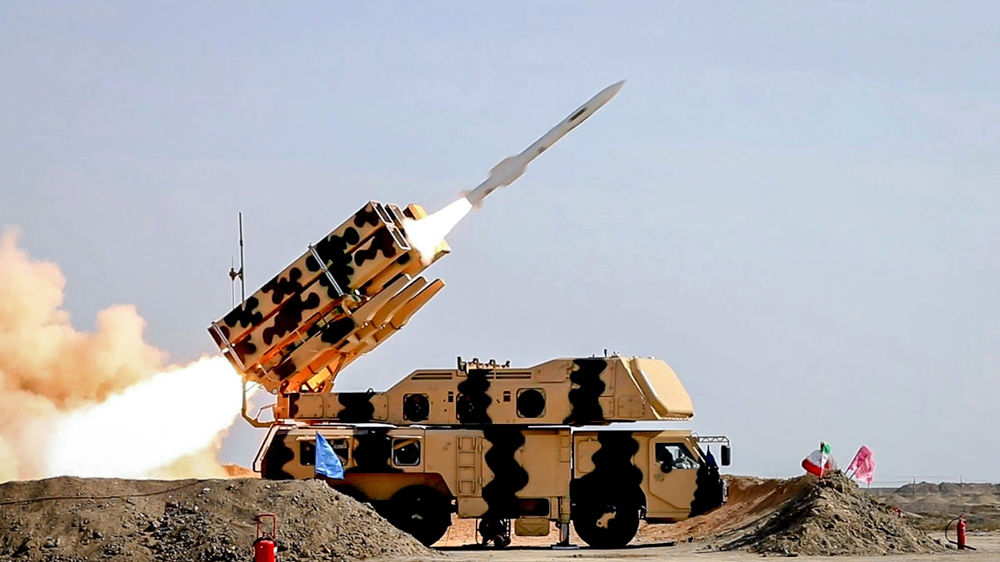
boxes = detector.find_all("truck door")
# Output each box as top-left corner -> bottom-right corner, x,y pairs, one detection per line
645,440 -> 700,519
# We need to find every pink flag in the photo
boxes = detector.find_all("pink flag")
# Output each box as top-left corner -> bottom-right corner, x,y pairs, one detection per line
847,445 -> 876,484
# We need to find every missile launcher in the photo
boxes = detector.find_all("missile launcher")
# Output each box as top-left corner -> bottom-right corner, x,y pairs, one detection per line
208,197 -> 730,550
210,82 -> 732,550
208,201 -> 449,396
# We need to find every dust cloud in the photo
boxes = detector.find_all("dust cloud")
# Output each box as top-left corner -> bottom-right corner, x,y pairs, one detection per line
0,227 -> 242,481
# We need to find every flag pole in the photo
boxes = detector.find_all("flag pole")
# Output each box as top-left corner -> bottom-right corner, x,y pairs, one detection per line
846,447 -> 862,481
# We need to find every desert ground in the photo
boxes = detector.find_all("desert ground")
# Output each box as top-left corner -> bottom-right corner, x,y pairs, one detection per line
422,474 -> 998,562
417,533 -> 1000,562
3,470 -> 995,562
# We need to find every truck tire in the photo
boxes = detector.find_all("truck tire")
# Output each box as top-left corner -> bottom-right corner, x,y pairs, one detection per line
384,485 -> 451,546
572,490 -> 641,549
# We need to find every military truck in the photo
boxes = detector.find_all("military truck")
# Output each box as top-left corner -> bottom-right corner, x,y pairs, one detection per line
209,201 -> 730,547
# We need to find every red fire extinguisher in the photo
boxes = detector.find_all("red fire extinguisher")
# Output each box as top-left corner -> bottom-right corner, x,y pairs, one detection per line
956,515 -> 967,550
945,514 -> 976,551
253,513 -> 279,562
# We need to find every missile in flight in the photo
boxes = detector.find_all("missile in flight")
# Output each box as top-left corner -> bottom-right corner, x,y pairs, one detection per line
463,80 -> 625,207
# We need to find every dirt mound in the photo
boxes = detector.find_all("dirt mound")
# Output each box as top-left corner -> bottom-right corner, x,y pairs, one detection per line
0,476 -> 430,562
721,471 -> 943,556
636,475 -> 812,544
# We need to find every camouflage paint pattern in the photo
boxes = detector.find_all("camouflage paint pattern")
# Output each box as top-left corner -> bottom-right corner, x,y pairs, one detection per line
273,355 -> 695,425
208,200 -> 729,547
256,425 -> 718,531
207,201 -> 449,393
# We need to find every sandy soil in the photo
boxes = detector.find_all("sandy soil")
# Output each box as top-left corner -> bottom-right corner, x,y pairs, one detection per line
2,472 -> 989,561
401,531 -> 999,562
435,476 -> 811,548
436,474 -> 942,556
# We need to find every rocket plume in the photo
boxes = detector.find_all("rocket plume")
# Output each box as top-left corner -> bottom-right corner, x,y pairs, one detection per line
0,227 -> 242,481
44,356 -> 242,478
402,196 -> 473,265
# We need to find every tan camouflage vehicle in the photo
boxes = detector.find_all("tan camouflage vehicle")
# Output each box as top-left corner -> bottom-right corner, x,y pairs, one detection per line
209,201 -> 730,548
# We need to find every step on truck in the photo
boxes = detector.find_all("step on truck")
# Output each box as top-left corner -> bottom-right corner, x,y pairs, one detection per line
208,200 -> 731,547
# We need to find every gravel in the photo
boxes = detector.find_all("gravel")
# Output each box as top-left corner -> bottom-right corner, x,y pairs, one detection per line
0,476 -> 430,562
720,471 -> 945,556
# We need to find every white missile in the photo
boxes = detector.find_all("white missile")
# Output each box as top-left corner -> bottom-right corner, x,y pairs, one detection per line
463,80 -> 625,207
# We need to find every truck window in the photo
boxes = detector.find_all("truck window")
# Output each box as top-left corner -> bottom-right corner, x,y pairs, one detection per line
655,443 -> 699,470
300,438 -> 350,466
392,438 -> 421,466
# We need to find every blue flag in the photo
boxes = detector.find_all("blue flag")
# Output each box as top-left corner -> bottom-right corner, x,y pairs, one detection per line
704,446 -> 717,468
315,432 -> 345,480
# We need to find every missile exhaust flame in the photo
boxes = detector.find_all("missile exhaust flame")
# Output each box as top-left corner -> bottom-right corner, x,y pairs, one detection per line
403,197 -> 473,265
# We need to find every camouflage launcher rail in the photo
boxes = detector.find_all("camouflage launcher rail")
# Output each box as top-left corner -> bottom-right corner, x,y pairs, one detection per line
208,201 -> 449,395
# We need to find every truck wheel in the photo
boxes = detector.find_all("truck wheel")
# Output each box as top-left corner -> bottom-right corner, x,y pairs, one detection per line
384,485 -> 451,546
572,492 -> 641,548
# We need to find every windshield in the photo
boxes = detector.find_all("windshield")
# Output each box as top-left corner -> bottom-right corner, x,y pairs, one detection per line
655,442 -> 700,470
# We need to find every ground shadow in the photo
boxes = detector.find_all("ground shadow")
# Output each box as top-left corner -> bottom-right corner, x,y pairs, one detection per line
434,540 -> 679,552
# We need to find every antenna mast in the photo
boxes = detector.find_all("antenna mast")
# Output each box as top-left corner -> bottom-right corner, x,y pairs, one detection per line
230,257 -> 235,308
229,212 -> 246,306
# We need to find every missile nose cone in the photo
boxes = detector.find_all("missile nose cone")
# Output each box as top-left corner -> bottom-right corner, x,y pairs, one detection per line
607,79 -> 626,96
592,80 -> 625,107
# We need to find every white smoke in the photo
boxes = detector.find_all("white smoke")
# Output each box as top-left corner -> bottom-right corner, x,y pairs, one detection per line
44,356 -> 242,478
0,227 -> 243,481
402,197 -> 474,264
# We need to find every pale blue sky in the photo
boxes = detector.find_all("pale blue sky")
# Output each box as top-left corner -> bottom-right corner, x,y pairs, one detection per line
2,2 -> 997,482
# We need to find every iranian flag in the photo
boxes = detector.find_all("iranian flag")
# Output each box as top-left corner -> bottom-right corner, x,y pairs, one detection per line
802,442 -> 833,477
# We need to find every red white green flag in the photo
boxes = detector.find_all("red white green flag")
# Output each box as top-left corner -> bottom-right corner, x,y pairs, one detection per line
802,442 -> 834,477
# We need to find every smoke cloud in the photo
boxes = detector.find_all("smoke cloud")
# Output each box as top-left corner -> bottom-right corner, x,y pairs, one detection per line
0,227 -> 242,481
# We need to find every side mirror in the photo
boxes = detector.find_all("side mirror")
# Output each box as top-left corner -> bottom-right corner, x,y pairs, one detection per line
721,445 -> 731,466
